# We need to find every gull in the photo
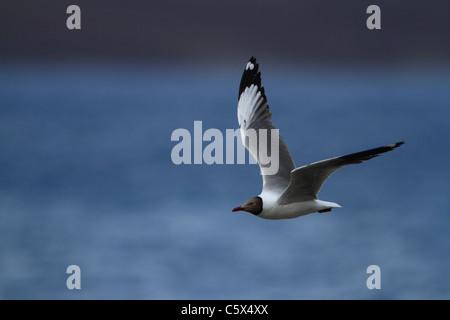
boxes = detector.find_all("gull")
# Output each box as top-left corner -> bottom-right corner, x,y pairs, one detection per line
232,57 -> 404,219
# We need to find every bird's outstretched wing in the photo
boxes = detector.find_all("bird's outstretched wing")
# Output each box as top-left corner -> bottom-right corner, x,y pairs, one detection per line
237,57 -> 295,195
277,142 -> 404,204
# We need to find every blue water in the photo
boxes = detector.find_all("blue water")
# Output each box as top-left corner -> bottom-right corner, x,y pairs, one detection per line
0,61 -> 449,299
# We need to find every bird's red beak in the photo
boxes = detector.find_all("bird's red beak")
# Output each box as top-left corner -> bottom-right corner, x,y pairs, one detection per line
232,206 -> 244,212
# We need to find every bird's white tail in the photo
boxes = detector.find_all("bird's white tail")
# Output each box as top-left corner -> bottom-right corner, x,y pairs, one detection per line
315,200 -> 341,213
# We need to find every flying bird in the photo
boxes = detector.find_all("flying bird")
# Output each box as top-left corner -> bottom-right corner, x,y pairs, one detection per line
232,57 -> 404,219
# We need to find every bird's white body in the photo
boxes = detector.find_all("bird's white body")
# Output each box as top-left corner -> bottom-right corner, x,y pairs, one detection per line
258,190 -> 341,219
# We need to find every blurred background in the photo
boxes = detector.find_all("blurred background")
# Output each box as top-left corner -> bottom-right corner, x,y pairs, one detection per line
0,0 -> 449,299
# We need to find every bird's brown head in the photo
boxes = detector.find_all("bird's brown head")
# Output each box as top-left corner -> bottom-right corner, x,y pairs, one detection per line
232,196 -> 263,215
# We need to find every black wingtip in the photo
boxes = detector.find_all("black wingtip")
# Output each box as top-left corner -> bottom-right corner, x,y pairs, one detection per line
238,56 -> 263,100
340,141 -> 405,164
392,141 -> 405,148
